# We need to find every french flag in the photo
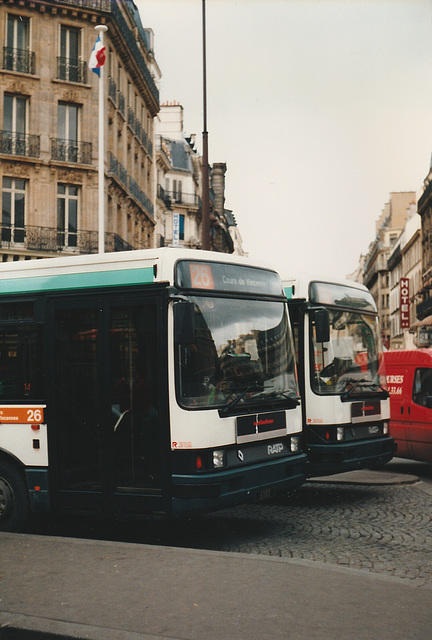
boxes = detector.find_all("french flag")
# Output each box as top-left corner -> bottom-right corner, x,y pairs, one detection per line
89,34 -> 106,76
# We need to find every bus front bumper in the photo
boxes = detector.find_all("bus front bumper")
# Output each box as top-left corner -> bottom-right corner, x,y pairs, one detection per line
306,436 -> 396,478
171,452 -> 307,515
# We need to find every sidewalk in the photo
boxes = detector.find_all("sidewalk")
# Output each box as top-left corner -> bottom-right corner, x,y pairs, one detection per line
0,469 -> 430,640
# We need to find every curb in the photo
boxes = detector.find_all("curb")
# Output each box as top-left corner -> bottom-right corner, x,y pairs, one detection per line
308,471 -> 419,486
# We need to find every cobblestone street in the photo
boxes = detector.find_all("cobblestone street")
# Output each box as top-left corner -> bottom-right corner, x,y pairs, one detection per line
26,465 -> 432,589
196,481 -> 432,586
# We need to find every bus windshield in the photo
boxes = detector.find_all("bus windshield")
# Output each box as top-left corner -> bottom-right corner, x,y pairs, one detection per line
176,296 -> 298,409
311,308 -> 386,397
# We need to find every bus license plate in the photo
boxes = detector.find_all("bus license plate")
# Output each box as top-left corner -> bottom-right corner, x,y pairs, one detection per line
255,488 -> 276,502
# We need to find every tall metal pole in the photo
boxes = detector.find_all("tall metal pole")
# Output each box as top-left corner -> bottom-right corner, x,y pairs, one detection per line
201,0 -> 210,251
95,24 -> 108,254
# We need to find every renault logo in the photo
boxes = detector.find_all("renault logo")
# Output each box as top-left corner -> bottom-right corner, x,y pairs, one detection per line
237,449 -> 244,461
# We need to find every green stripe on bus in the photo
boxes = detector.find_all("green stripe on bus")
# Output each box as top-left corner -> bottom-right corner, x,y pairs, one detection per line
0,267 -> 154,295
284,286 -> 293,300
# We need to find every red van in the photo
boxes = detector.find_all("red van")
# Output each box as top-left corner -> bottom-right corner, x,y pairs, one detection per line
383,349 -> 432,463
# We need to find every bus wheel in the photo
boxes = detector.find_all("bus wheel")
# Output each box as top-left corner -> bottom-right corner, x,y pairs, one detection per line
0,461 -> 29,532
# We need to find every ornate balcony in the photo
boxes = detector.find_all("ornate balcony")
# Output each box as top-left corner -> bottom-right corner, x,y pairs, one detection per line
57,57 -> 87,84
51,0 -> 110,9
109,153 -> 128,187
109,153 -> 154,217
167,190 -> 201,207
51,138 -> 92,164
0,131 -> 40,158
3,47 -> 35,75
0,223 -> 133,254
157,185 -> 172,209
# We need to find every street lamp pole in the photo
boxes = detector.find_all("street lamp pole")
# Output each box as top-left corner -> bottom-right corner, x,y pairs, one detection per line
201,0 -> 210,251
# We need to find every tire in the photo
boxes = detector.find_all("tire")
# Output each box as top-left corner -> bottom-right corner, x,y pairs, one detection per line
0,460 -> 29,532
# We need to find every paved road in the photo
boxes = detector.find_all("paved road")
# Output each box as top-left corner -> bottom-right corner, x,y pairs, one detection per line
25,458 -> 432,587
1,459 -> 431,639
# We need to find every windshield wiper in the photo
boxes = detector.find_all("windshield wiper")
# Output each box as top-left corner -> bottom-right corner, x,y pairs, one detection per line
253,390 -> 300,408
219,385 -> 260,417
220,387 -> 299,417
341,378 -> 388,399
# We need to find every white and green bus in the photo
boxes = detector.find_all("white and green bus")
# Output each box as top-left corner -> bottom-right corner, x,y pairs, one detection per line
0,248 -> 306,531
283,274 -> 395,477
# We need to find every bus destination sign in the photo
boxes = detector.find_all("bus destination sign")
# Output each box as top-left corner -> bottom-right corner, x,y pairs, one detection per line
176,261 -> 282,296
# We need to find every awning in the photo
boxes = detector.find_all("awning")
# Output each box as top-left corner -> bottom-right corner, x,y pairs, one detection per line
411,315 -> 432,328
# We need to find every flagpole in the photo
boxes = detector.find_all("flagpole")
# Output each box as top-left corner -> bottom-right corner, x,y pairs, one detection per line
201,0 -> 210,251
95,24 -> 107,254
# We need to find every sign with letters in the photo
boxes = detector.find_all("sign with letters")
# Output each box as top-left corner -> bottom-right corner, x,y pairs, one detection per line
172,212 -> 180,246
400,278 -> 410,329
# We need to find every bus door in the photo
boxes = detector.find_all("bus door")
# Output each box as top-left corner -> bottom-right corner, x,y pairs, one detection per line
106,298 -> 165,502
49,295 -> 167,515
50,301 -> 104,510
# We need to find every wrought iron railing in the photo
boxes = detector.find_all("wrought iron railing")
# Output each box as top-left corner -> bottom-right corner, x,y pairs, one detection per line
109,153 -> 154,217
0,131 -> 40,158
109,152 -> 128,187
57,57 -> 87,83
0,223 -> 134,254
3,47 -> 35,74
166,191 -> 201,207
51,138 -> 92,164
40,1 -> 157,102
157,185 -> 172,209
50,0 -> 110,10
109,0 -> 159,104
129,177 -> 153,217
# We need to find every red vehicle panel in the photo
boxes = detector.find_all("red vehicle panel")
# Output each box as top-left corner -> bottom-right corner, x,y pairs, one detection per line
383,349 -> 432,463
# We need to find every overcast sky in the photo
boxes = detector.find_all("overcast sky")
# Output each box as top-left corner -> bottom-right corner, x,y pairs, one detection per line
135,0 -> 432,280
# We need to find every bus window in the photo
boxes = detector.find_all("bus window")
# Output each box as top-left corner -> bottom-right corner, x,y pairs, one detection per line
0,326 -> 43,400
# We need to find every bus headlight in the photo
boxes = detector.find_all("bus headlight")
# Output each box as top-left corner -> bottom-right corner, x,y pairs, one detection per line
337,427 -> 345,441
290,436 -> 301,453
383,421 -> 389,435
213,450 -> 226,468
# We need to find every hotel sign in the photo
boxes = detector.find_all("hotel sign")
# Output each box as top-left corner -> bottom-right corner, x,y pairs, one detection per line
400,278 -> 410,329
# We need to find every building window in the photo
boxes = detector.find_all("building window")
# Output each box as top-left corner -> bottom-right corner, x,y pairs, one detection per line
173,179 -> 182,203
0,322 -> 43,400
179,213 -> 185,241
4,14 -> 34,74
2,177 -> 26,244
2,94 -> 27,155
58,26 -> 86,83
57,184 -> 79,247
55,102 -> 79,162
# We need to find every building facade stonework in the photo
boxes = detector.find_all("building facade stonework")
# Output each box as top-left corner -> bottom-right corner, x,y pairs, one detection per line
363,192 -> 416,349
0,0 -> 159,261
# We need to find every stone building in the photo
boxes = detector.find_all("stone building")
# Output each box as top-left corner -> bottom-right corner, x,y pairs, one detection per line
156,102 -> 242,254
155,103 -> 201,249
0,0 -> 159,261
416,162 -> 432,343
363,192 -> 416,349
387,204 -> 422,349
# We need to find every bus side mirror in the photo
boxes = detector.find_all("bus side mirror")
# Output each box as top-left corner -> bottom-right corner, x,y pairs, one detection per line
313,308 -> 330,343
174,301 -> 195,345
